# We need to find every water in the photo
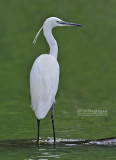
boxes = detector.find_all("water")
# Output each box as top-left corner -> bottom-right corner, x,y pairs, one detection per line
1,146 -> 116,160
0,138 -> 116,160
0,0 -> 116,159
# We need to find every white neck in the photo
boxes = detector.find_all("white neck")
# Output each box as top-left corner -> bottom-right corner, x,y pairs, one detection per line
43,26 -> 58,59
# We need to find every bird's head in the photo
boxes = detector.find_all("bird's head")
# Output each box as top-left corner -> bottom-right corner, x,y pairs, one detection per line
33,17 -> 82,44
43,17 -> 83,28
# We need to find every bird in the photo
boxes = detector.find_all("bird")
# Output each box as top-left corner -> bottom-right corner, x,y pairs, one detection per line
30,17 -> 82,143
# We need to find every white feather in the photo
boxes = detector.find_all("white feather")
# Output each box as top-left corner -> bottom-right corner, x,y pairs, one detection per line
30,17 -> 81,121
30,54 -> 59,119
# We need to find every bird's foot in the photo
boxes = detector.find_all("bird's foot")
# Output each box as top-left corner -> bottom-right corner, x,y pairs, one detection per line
36,139 -> 40,144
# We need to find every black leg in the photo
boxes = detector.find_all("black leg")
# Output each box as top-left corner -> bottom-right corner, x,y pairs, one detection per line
37,119 -> 40,143
51,105 -> 56,143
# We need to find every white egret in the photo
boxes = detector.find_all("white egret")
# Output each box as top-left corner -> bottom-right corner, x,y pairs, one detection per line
30,17 -> 82,143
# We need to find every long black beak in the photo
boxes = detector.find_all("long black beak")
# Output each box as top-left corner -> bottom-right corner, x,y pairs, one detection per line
58,21 -> 83,27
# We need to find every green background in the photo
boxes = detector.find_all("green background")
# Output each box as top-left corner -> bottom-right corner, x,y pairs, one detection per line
0,0 -> 116,142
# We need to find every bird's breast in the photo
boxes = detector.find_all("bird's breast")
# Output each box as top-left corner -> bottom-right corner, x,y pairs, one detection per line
33,54 -> 59,75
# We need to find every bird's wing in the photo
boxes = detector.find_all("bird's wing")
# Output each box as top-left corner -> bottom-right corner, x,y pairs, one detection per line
30,54 -> 59,119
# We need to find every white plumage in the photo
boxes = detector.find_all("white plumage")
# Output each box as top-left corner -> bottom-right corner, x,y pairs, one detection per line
29,17 -> 82,142
30,54 -> 59,119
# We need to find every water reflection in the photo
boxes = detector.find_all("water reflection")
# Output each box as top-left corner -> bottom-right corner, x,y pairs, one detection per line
23,145 -> 63,160
0,138 -> 116,160
0,137 -> 116,147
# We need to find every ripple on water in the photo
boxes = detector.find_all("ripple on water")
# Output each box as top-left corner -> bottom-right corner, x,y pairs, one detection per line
39,159 -> 48,160
0,137 -> 116,148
